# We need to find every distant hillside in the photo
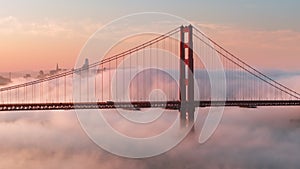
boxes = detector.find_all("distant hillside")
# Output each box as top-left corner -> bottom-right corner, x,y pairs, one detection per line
0,76 -> 11,86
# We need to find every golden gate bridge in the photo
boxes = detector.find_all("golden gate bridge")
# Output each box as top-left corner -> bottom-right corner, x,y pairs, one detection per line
0,25 -> 299,125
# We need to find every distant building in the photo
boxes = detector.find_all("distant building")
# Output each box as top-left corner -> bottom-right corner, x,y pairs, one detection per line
82,58 -> 89,70
50,63 -> 62,75
37,70 -> 46,79
24,74 -> 31,78
0,75 -> 11,86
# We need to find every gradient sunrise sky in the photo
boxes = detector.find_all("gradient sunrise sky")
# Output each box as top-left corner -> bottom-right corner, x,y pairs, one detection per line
1,0 -> 300,71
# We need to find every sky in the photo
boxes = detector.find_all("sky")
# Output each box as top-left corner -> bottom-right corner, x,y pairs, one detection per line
0,0 -> 300,71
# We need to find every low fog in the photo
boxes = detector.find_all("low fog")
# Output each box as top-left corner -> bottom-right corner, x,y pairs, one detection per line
0,71 -> 299,169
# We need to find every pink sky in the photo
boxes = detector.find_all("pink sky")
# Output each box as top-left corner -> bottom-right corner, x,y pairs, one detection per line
0,16 -> 299,72
196,23 -> 300,71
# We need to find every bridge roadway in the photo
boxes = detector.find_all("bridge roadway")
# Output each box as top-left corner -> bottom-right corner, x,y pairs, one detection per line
0,100 -> 300,111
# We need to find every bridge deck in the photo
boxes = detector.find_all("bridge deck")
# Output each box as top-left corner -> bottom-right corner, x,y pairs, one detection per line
0,100 -> 299,111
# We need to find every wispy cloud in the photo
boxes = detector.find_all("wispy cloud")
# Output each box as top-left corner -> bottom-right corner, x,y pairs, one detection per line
0,16 -> 102,38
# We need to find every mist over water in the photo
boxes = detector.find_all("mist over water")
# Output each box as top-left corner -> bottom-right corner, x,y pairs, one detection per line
0,73 -> 299,168
0,107 -> 300,169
